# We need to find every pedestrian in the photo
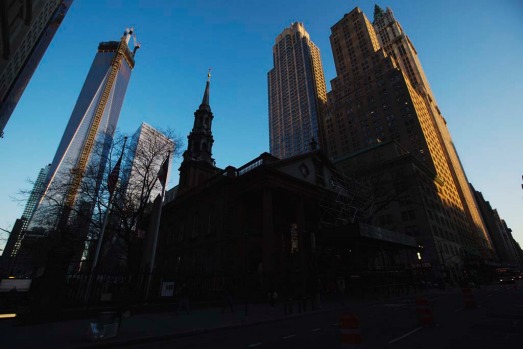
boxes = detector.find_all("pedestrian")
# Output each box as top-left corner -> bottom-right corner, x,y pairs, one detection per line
176,283 -> 190,314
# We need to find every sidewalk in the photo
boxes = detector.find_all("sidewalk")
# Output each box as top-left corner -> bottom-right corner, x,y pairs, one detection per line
0,287 -> 461,349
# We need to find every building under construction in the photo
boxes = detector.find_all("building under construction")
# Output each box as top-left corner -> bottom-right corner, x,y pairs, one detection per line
27,28 -> 139,235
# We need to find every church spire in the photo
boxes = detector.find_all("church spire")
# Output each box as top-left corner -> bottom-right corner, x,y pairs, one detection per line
182,71 -> 215,165
200,68 -> 211,111
178,71 -> 218,193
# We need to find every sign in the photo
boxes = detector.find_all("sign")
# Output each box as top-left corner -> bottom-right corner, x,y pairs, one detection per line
160,281 -> 175,297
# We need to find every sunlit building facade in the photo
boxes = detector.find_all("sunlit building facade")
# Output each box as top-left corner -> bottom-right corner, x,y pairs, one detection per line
28,29 -> 138,232
372,5 -> 493,262
325,6 -> 494,283
0,0 -> 73,138
268,22 -> 327,159
122,122 -> 174,204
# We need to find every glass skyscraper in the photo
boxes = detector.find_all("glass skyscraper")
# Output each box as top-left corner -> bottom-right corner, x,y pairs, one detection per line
28,29 -> 138,232
268,22 -> 327,159
122,122 -> 174,205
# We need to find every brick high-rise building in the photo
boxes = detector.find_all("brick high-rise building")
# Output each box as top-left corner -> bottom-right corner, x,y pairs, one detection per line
268,22 -> 327,159
325,6 -> 494,282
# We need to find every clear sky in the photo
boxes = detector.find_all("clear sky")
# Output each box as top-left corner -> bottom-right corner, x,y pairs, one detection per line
1,0 -> 522,253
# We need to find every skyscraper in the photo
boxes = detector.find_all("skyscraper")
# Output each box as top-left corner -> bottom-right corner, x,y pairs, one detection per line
371,5 -> 492,261
1,164 -> 50,275
122,122 -> 175,204
268,22 -> 327,159
28,28 -> 139,233
0,0 -> 73,138
325,7 -> 493,281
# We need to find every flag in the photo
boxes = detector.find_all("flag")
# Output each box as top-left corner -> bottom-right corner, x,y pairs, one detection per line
107,155 -> 123,195
157,154 -> 170,189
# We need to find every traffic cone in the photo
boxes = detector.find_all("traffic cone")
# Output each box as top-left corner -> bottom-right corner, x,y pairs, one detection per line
415,297 -> 434,327
340,314 -> 362,348
461,287 -> 476,309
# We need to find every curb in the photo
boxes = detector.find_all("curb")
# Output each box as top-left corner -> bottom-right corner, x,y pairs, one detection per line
74,290 -> 461,348
73,305 -> 346,348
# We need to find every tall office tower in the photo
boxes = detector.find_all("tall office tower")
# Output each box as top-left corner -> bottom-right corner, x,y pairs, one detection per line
268,22 -> 327,159
371,5 -> 493,260
2,164 -> 49,274
21,164 -> 51,230
472,184 -> 519,266
325,7 -> 493,276
122,122 -> 175,204
28,28 -> 139,233
0,0 -> 73,138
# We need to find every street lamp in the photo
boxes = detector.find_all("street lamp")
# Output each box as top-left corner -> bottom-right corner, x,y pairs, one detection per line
417,244 -> 426,289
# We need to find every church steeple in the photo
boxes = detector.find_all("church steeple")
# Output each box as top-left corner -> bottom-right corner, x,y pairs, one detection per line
178,71 -> 219,193
200,69 -> 211,111
183,70 -> 215,165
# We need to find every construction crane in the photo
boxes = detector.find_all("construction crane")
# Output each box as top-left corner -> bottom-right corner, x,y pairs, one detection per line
57,28 -> 137,230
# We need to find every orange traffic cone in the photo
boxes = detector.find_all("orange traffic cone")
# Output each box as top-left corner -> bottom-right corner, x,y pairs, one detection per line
415,297 -> 434,327
340,314 -> 362,348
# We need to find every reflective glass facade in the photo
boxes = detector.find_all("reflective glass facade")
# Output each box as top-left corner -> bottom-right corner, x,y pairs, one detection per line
28,38 -> 135,232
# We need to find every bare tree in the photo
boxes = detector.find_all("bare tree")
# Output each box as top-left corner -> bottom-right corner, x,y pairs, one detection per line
17,127 -> 182,273
102,127 -> 181,271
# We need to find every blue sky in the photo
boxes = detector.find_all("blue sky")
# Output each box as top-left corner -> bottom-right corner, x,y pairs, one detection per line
1,0 -> 522,252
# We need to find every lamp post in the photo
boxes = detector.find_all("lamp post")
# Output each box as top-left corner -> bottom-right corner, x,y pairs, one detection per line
417,244 -> 426,289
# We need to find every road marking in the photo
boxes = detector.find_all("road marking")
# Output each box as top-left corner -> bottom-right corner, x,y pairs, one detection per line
312,328 -> 321,332
388,327 -> 423,344
248,343 -> 262,347
487,294 -> 493,297
283,334 -> 296,339
514,304 -> 523,307
332,322 -> 339,326
454,307 -> 464,313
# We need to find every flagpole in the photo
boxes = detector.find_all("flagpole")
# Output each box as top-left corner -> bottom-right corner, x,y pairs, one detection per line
84,137 -> 127,304
145,152 -> 170,300
84,194 -> 113,303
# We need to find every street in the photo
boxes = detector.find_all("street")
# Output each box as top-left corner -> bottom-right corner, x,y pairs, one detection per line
129,283 -> 523,349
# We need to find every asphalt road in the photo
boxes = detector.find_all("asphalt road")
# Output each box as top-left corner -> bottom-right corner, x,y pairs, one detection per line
129,282 -> 523,349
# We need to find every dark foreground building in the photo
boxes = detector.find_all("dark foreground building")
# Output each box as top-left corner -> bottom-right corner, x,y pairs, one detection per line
154,78 -> 419,302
